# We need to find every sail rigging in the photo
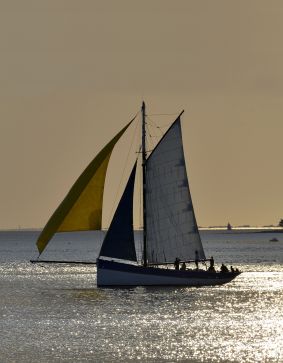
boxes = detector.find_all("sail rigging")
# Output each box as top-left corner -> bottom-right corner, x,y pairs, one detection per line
99,162 -> 137,262
34,102 -> 241,287
145,116 -> 205,264
36,119 -> 135,255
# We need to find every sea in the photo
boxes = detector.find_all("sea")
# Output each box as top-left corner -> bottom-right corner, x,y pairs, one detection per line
0,229 -> 282,363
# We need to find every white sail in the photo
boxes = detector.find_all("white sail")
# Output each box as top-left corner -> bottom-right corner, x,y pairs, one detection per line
145,117 -> 205,264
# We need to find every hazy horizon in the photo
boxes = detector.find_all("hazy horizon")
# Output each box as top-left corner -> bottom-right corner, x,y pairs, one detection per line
1,1 -> 283,229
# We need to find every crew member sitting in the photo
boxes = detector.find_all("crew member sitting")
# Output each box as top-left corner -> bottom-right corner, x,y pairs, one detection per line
180,262 -> 186,271
220,263 -> 229,273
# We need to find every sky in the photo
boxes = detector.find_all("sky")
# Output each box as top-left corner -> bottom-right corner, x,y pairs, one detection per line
0,0 -> 282,229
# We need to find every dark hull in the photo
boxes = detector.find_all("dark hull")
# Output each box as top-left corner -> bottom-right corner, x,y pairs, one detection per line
97,259 -> 241,287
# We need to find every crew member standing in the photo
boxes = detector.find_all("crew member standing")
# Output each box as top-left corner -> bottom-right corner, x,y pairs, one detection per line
195,250 -> 199,269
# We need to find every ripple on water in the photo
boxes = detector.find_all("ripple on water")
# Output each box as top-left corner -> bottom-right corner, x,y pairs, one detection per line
0,231 -> 283,362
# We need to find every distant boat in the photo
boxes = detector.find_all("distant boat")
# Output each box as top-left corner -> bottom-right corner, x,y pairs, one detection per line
227,223 -> 232,231
269,238 -> 279,242
34,102 -> 241,287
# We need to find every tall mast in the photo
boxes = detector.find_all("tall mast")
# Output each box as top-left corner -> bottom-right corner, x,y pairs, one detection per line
142,101 -> 147,267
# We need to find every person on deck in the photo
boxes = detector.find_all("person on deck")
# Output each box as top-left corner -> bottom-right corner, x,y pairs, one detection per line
174,257 -> 181,270
220,263 -> 229,273
194,250 -> 199,269
208,256 -> 215,272
180,262 -> 186,271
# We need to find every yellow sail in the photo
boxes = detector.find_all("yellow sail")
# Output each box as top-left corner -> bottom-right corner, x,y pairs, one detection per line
36,120 -> 133,255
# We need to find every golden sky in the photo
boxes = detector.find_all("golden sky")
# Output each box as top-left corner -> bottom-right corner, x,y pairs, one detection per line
0,0 -> 282,229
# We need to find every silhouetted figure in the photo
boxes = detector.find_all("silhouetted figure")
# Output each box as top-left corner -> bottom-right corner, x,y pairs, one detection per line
220,263 -> 229,273
195,250 -> 199,269
230,266 -> 235,273
208,256 -> 215,272
235,268 -> 240,273
174,257 -> 181,270
180,262 -> 186,271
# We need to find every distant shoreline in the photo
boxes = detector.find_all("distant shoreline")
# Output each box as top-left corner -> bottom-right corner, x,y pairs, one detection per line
0,227 -> 282,233
207,230 -> 283,234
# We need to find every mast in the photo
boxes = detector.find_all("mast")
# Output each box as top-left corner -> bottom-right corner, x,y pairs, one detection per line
142,101 -> 147,267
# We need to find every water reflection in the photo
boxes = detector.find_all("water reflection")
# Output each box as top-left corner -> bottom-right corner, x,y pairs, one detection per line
0,231 -> 283,362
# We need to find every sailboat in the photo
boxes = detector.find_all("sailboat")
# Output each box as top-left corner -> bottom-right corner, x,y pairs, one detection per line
227,222 -> 232,231
34,102 -> 241,287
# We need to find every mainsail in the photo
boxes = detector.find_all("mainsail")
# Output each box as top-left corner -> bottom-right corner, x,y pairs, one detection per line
36,119 -> 134,255
145,117 -> 205,264
99,162 -> 137,262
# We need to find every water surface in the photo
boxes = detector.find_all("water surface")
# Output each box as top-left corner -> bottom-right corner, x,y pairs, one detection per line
0,230 -> 282,362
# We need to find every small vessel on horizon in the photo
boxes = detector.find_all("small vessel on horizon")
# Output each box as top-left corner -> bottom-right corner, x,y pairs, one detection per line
34,102 -> 241,287
269,238 -> 279,242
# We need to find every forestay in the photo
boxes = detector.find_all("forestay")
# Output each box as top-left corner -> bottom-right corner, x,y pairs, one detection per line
145,117 -> 205,264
